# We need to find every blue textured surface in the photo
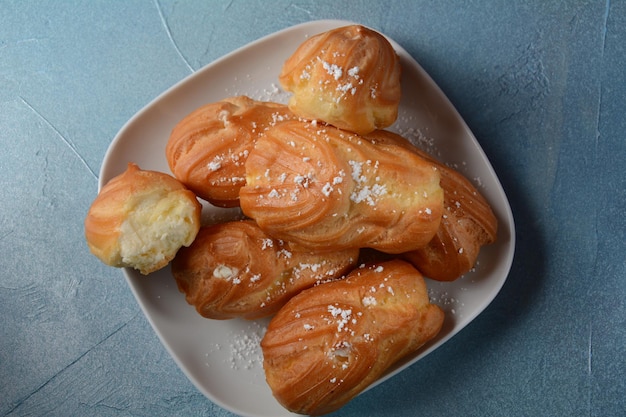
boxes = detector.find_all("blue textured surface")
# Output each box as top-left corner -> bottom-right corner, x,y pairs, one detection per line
1,1 -> 624,416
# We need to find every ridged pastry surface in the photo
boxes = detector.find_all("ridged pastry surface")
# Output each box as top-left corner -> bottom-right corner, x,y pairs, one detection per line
279,25 -> 401,135
165,96 -> 295,207
365,130 -> 498,281
261,259 -> 444,415
171,220 -> 359,320
240,120 -> 443,253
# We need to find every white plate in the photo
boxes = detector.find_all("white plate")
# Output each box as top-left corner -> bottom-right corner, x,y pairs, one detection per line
100,19 -> 515,417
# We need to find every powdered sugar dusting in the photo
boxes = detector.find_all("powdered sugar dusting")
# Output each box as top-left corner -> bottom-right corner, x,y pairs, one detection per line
428,281 -> 468,319
322,60 -> 343,80
348,159 -> 387,206
204,321 -> 267,374
327,304 -> 353,333
362,295 -> 377,307
207,155 -> 223,172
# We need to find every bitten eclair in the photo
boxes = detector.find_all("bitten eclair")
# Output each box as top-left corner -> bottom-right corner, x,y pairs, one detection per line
85,163 -> 201,275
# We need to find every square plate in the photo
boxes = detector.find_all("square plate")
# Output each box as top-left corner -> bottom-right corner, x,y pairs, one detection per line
100,19 -> 515,417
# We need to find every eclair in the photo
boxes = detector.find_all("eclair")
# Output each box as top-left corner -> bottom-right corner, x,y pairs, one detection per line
261,259 -> 444,415
279,25 -> 401,135
239,120 -> 444,254
84,163 -> 202,275
171,220 -> 359,320
365,129 -> 498,281
165,96 -> 295,207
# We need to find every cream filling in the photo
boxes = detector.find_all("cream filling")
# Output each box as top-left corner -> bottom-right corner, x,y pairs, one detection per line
119,192 -> 197,273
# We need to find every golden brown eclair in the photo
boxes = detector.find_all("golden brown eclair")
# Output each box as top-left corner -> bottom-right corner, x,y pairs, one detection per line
239,120 -> 443,254
84,163 -> 202,275
279,25 -> 401,135
165,96 -> 295,207
261,259 -> 444,415
365,130 -> 498,281
171,220 -> 359,320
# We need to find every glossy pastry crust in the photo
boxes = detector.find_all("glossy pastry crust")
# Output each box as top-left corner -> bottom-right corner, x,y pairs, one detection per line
261,259 -> 445,415
171,220 -> 359,320
279,25 -> 401,135
365,130 -> 498,281
239,120 -> 444,254
84,163 -> 202,275
165,96 -> 295,207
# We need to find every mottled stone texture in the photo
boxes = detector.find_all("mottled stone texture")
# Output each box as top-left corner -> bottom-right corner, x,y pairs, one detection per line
0,1 -> 624,416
